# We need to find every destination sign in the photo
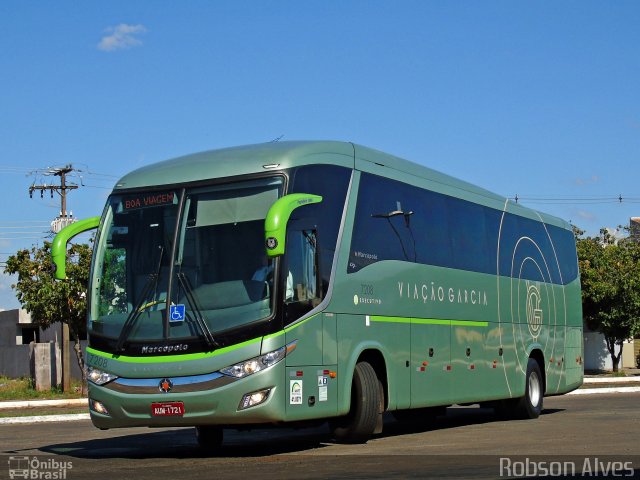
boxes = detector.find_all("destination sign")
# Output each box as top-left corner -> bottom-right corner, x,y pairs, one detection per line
122,192 -> 176,211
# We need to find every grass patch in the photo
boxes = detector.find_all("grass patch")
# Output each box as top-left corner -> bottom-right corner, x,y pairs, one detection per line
0,376 -> 85,401
0,407 -> 88,418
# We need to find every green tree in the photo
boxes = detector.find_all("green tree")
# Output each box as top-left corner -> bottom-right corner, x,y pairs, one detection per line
577,228 -> 640,371
4,241 -> 92,390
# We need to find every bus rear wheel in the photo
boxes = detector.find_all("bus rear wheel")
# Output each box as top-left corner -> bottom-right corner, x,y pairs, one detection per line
330,361 -> 384,443
497,358 -> 544,420
517,358 -> 544,419
195,426 -> 223,451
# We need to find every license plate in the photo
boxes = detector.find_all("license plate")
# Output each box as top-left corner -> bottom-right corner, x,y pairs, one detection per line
151,402 -> 184,416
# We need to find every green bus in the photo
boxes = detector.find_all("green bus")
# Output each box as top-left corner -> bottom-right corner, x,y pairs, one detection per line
52,141 -> 583,447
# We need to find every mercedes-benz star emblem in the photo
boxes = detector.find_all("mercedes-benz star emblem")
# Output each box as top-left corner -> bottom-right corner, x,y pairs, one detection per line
159,378 -> 173,393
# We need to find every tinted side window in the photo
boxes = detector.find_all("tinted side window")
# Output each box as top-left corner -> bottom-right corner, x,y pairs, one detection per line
447,198 -> 495,273
550,226 -> 579,282
349,172 -> 578,285
348,173 -> 422,272
288,164 -> 352,297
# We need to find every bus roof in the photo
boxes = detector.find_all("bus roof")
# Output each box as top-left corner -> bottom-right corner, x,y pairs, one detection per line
113,140 -> 570,230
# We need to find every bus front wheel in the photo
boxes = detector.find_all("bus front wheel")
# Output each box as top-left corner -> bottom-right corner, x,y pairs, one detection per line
330,361 -> 384,443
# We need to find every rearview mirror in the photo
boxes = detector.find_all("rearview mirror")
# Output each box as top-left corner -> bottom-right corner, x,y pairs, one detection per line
51,216 -> 101,280
264,194 -> 322,257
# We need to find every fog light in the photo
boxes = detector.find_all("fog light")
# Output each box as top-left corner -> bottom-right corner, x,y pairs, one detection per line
89,399 -> 110,416
238,388 -> 271,410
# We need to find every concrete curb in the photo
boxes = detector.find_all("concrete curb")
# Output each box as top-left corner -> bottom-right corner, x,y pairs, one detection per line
582,377 -> 640,384
0,398 -> 87,410
568,386 -> 640,395
0,413 -> 90,424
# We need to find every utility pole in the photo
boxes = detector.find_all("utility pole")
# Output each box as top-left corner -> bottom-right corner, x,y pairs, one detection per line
29,165 -> 78,392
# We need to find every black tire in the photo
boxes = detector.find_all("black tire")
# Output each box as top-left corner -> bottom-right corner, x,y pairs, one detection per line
496,358 -> 544,420
330,361 -> 384,443
195,426 -> 223,451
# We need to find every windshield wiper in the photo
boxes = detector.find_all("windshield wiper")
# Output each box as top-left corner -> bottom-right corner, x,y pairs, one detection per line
176,272 -> 218,350
115,246 -> 164,354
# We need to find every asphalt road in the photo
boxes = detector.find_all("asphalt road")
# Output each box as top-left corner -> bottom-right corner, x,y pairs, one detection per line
1,393 -> 639,479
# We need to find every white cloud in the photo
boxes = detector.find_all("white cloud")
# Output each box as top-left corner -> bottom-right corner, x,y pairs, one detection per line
98,24 -> 147,52
576,210 -> 596,221
575,175 -> 599,186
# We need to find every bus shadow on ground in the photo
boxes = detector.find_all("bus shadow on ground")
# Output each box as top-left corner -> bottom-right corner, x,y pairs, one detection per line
38,406 -> 564,459
382,405 -> 565,438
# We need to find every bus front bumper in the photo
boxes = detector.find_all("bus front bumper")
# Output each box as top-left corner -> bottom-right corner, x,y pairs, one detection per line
87,363 -> 286,429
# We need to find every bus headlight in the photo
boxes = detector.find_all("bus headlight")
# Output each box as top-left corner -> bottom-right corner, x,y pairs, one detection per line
87,366 -> 118,385
220,340 -> 297,379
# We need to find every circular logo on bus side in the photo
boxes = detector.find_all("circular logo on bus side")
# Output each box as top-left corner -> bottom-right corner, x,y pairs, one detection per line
266,237 -> 278,250
159,378 -> 173,393
526,281 -> 543,339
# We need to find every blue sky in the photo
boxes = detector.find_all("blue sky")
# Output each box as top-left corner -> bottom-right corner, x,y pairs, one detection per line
1,1 -> 639,309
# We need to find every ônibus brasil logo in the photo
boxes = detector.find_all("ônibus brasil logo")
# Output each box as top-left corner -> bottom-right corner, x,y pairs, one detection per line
8,456 -> 72,479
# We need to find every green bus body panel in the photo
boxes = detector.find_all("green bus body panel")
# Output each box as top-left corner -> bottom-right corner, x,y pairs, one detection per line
51,216 -> 101,280
82,141 -> 582,430
283,313 -> 340,421
114,142 -> 355,190
329,258 -> 582,413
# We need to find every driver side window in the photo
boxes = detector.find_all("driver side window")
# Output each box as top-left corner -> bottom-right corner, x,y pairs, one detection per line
284,229 -> 320,319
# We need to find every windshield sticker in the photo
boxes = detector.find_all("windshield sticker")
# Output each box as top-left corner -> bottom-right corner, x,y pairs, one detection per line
170,304 -> 186,322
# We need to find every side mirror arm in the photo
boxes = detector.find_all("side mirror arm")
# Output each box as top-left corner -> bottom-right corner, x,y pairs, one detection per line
264,194 -> 322,257
51,216 -> 101,280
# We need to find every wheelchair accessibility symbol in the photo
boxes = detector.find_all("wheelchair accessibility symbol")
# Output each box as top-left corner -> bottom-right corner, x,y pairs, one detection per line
170,304 -> 186,322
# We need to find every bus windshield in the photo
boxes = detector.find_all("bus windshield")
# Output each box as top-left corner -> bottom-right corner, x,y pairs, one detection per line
89,177 -> 284,351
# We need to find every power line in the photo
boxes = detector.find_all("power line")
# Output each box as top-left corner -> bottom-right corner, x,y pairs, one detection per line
0,166 -> 40,173
511,194 -> 640,205
0,235 -> 43,240
78,184 -> 114,190
0,226 -> 50,230
0,220 -> 51,224
71,162 -> 120,177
